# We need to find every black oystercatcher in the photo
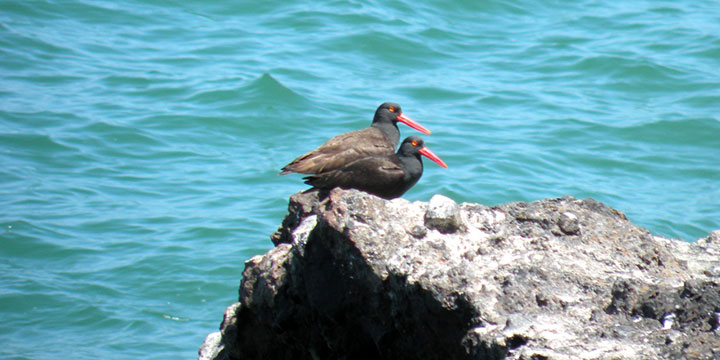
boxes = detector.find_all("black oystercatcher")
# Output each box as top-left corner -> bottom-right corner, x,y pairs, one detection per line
279,102 -> 431,175
303,136 -> 447,199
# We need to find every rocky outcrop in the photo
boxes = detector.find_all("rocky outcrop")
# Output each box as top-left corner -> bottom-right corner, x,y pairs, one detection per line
199,189 -> 720,360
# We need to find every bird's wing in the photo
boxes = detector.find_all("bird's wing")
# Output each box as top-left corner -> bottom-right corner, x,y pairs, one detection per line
281,128 -> 395,174
304,156 -> 404,190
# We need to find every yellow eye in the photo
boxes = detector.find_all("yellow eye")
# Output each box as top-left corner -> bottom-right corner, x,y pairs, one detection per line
411,140 -> 418,146
388,106 -> 395,113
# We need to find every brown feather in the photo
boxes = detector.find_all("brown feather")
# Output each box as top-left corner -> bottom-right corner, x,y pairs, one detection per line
280,127 -> 394,175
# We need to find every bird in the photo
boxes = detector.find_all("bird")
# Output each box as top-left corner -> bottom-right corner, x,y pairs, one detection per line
302,136 -> 447,199
279,102 -> 431,175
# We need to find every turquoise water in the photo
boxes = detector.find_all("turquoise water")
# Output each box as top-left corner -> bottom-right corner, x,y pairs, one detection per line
1,0 -> 719,358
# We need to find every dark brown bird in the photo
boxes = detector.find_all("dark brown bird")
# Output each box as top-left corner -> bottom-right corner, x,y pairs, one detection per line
303,136 -> 447,199
279,102 -> 431,175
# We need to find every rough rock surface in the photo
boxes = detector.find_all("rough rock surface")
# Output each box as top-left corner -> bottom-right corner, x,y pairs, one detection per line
199,189 -> 720,360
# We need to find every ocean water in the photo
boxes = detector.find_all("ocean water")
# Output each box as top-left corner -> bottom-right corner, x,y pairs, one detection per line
1,0 -> 718,358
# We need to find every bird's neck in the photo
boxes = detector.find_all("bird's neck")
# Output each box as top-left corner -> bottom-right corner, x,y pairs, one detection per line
398,152 -> 423,178
371,121 -> 400,148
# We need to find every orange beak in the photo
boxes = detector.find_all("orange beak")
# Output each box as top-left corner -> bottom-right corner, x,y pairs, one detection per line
418,146 -> 448,168
397,113 -> 431,135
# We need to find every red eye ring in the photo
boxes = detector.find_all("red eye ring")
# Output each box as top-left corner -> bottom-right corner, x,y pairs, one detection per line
411,140 -> 418,146
388,107 -> 395,112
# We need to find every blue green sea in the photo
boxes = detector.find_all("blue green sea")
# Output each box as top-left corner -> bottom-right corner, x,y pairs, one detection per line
1,0 -> 719,358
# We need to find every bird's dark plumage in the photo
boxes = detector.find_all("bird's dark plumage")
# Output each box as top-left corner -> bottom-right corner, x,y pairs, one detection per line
279,102 -> 430,175
303,136 -> 447,199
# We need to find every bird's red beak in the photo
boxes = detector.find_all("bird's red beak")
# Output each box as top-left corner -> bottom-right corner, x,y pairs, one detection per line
397,113 -> 431,135
418,147 -> 448,168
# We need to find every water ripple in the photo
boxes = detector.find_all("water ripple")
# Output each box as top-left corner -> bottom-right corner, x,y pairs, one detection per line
2,0 -> 719,359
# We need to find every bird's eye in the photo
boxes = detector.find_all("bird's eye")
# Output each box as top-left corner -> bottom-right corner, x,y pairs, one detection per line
411,140 -> 418,146
388,107 -> 395,113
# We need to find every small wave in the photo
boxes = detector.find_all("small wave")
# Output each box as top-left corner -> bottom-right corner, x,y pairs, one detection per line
236,73 -> 309,105
0,132 -> 79,154
1,220 -> 75,259
398,86 -> 476,101
614,117 -> 720,147
322,30 -> 451,68
571,55 -> 685,82
81,121 -> 168,147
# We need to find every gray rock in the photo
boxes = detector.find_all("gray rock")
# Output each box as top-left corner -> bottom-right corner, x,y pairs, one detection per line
424,194 -> 466,233
270,190 -> 319,245
200,189 -> 720,360
198,332 -> 222,360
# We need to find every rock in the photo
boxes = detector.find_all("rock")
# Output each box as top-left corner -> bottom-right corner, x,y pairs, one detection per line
424,194 -> 466,233
270,190 -> 320,245
198,332 -> 223,360
557,211 -> 580,235
199,302 -> 242,360
200,189 -> 720,360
